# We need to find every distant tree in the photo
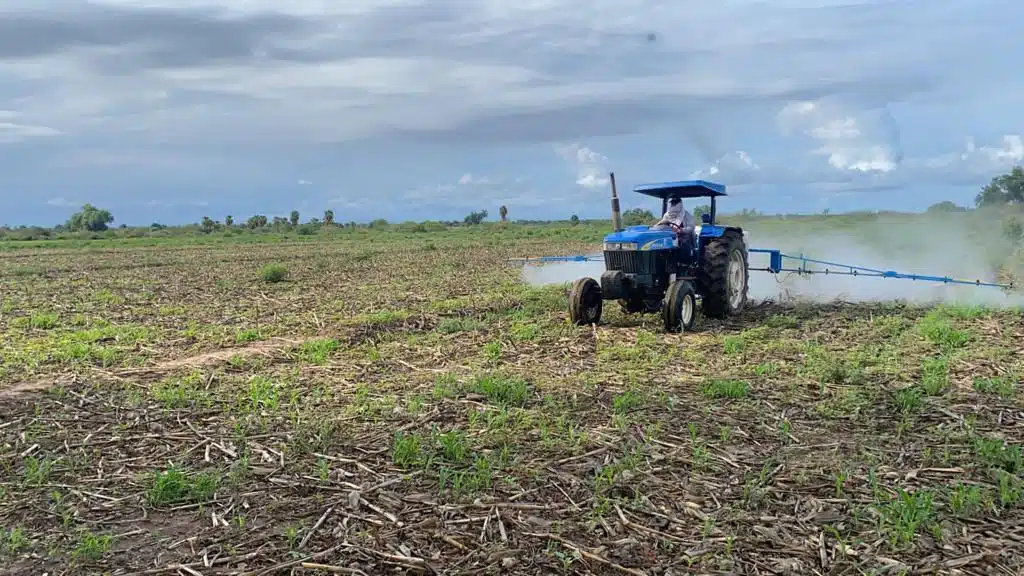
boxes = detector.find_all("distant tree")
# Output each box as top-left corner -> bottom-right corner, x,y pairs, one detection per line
272,216 -> 289,228
621,208 -> 654,227
569,214 -> 580,225
926,201 -> 967,213
66,204 -> 114,232
247,215 -> 267,229
200,216 -> 216,233
464,209 -> 488,225
323,209 -> 335,226
225,215 -> 234,227
290,210 -> 300,227
499,205 -> 508,222
692,204 -> 711,220
976,166 -> 1024,207
150,223 -> 166,230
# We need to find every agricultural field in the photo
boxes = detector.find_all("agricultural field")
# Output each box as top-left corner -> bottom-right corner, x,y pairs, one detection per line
1,217 -> 1023,575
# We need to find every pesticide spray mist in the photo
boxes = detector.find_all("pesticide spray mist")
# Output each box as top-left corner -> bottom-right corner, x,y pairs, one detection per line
519,216 -> 1024,308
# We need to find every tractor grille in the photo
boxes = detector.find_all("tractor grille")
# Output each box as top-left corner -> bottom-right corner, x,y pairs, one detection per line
604,250 -> 651,274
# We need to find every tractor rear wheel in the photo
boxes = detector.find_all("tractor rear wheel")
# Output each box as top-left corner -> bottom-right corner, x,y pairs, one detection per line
662,279 -> 697,333
698,230 -> 749,319
569,277 -> 603,325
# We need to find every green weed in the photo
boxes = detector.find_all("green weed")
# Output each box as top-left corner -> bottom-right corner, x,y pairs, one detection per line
920,356 -> 949,395
436,317 -> 486,334
1,527 -> 28,555
876,488 -> 936,549
146,465 -> 221,507
917,310 -> 970,349
973,376 -> 1017,399
235,328 -> 262,343
71,532 -> 112,563
296,338 -> 341,364
260,263 -> 289,283
700,379 -> 749,399
392,431 -> 425,468
22,456 -> 55,486
892,387 -> 922,414
469,372 -> 531,407
153,370 -> 210,409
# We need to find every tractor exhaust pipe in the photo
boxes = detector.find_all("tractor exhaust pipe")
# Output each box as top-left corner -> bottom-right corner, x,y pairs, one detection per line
610,171 -> 622,232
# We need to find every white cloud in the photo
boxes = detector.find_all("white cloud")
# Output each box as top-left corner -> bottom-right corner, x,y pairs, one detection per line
690,151 -> 760,185
298,179 -> 312,185
964,135 -> 1023,165
0,114 -> 62,143
46,197 -> 79,208
555,143 -> 610,189
458,172 -> 489,185
777,99 -> 901,173
908,134 -> 1023,185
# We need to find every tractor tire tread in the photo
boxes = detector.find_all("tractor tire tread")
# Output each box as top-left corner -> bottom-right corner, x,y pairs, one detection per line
698,229 -> 749,319
662,279 -> 696,332
569,277 -> 602,325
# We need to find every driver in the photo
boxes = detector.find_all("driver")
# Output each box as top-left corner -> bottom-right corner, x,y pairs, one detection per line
653,197 -> 694,232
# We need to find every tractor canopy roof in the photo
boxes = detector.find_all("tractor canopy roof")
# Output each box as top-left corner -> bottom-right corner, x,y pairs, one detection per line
633,179 -> 726,200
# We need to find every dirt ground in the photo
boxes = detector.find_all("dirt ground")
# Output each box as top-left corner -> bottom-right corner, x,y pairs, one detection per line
1,236 -> 1023,575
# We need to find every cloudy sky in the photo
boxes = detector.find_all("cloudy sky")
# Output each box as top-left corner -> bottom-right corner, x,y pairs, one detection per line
1,0 -> 1022,226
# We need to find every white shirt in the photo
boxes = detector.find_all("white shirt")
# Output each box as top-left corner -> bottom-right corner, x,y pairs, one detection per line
659,202 -> 694,229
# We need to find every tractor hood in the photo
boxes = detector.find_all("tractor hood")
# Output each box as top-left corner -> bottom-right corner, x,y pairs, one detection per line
603,226 -> 676,250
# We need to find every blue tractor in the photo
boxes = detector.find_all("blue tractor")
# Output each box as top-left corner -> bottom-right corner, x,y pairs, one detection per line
568,179 -> 749,332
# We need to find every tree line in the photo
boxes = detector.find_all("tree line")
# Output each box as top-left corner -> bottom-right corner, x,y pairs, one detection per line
2,167 -> 1023,241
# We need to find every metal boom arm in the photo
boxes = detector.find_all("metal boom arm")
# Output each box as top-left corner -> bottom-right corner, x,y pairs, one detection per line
748,248 -> 1012,289
508,249 -> 1014,290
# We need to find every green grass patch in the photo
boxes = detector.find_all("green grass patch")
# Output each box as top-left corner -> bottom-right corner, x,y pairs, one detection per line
916,310 -> 971,349
469,372 -> 531,407
153,370 -> 211,409
146,464 -> 221,507
436,317 -> 486,334
973,376 -> 1017,399
71,532 -> 112,563
892,387 -> 922,414
260,263 -> 289,283
700,379 -> 750,399
1,527 -> 28,556
876,488 -> 936,549
235,328 -> 262,343
920,356 -> 949,396
296,338 -> 341,364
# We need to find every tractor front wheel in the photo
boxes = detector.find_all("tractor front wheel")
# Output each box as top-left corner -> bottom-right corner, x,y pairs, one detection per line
662,279 -> 697,333
569,277 -> 603,325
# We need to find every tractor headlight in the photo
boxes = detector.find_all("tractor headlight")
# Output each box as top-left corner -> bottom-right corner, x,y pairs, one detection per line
604,242 -> 637,251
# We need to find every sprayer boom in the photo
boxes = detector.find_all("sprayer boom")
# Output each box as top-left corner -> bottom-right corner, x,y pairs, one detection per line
747,249 -> 1013,289
508,248 -> 1014,290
